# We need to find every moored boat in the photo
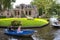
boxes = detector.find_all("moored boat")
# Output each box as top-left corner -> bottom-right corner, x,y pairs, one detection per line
4,29 -> 36,37
49,16 -> 60,28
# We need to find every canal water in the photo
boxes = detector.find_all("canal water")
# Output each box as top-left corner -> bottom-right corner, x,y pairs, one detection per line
0,24 -> 60,40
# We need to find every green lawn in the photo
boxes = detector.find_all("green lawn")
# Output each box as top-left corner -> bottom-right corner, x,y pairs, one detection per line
0,18 -> 48,27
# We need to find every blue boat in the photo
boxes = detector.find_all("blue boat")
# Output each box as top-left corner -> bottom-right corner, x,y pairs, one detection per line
4,29 -> 36,36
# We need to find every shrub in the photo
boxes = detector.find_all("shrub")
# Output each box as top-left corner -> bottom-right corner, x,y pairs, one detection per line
11,20 -> 22,26
0,16 -> 6,18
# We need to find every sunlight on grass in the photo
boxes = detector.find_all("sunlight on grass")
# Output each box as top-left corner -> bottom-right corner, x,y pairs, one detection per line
0,18 -> 48,27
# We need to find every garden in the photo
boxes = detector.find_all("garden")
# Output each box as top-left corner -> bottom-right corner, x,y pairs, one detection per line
0,18 -> 48,28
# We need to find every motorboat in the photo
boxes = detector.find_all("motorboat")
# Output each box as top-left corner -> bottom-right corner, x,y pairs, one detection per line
50,17 -> 60,28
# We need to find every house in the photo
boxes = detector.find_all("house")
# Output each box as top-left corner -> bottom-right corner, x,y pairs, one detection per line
0,4 -> 39,18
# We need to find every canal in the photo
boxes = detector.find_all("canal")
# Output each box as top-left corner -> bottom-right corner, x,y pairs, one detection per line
0,24 -> 60,40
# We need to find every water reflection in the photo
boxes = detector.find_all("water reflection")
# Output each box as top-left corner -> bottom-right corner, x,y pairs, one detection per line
32,34 -> 45,40
8,34 -> 44,40
9,37 -> 17,40
53,29 -> 60,40
1,25 -> 60,40
8,36 -> 33,40
8,26 -> 60,40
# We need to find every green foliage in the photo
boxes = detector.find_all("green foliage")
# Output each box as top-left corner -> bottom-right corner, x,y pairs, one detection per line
0,18 -> 48,27
38,8 -> 43,16
31,0 -> 53,9
0,0 -> 16,10
0,16 -> 6,18
31,0 -> 56,16
48,3 -> 60,16
11,20 -> 22,26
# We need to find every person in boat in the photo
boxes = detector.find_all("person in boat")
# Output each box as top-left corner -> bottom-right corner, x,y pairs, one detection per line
17,26 -> 21,33
8,20 -> 22,32
8,26 -> 22,32
8,26 -> 15,31
17,21 -> 22,32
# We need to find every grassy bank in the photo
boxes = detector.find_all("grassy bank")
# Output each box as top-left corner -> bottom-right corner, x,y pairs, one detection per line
0,18 -> 48,27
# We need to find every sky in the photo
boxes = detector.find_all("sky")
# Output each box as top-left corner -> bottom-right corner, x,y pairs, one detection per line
13,0 -> 60,8
56,0 -> 60,4
13,0 -> 32,8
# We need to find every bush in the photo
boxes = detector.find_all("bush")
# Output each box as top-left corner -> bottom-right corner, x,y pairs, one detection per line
11,20 -> 22,26
0,16 -> 6,18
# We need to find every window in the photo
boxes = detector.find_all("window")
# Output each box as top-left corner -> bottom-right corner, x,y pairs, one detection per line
26,11 -> 27,15
7,10 -> 9,15
29,11 -> 31,15
28,5 -> 31,8
21,5 -> 24,9
18,11 -> 19,15
7,13 -> 9,15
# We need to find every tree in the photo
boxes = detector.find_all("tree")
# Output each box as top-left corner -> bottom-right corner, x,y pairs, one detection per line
48,2 -> 60,16
0,0 -> 15,11
31,0 -> 55,17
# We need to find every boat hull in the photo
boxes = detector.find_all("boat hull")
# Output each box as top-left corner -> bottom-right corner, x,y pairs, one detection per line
52,25 -> 60,28
4,29 -> 36,37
